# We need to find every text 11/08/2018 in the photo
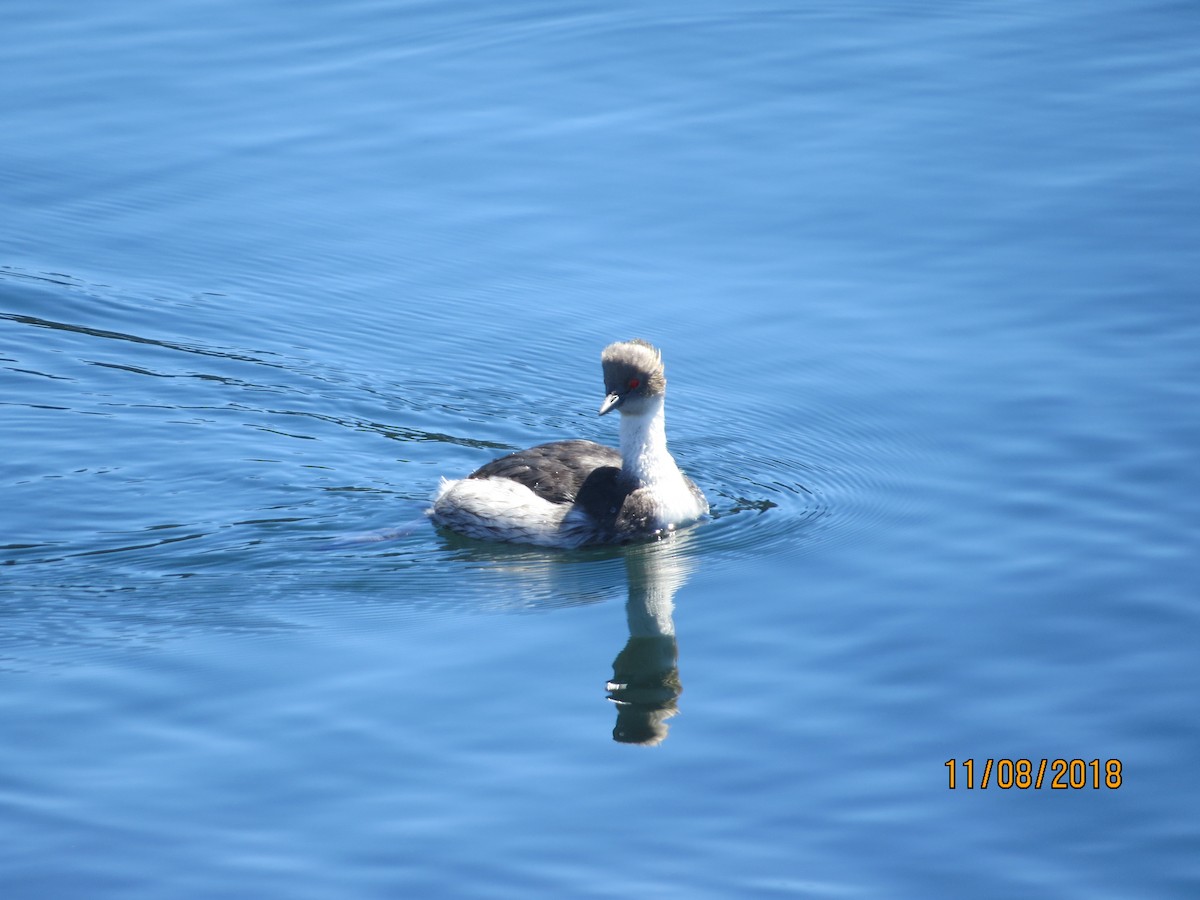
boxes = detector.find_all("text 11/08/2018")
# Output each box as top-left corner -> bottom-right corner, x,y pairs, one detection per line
945,758 -> 1122,790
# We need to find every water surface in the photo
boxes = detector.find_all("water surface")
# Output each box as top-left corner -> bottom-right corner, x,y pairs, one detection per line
2,1 -> 1198,897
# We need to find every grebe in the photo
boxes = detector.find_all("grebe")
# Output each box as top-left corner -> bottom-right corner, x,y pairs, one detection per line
429,339 -> 708,548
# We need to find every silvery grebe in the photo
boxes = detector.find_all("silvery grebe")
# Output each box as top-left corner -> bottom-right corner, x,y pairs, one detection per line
429,339 -> 707,548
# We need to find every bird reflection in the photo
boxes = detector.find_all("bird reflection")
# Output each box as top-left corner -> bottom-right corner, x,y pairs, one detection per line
607,537 -> 695,746
427,524 -> 698,745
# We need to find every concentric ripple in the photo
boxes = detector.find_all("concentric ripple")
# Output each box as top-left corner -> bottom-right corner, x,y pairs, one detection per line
1,267 -> 921,657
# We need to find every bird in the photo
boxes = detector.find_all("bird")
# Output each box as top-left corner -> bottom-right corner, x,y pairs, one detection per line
429,339 -> 708,548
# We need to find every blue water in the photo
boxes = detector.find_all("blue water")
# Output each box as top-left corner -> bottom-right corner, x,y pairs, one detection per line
3,1 -> 1198,896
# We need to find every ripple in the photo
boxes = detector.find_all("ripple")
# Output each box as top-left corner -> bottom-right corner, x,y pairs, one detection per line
0,266 -> 923,652
668,397 -> 917,571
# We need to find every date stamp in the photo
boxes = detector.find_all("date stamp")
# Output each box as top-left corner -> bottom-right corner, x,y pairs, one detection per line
945,758 -> 1123,790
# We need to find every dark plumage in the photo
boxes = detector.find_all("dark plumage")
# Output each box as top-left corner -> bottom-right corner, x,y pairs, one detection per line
465,438 -> 704,542
468,439 -> 622,506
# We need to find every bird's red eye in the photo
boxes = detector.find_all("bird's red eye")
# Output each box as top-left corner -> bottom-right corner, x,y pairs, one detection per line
628,378 -> 640,390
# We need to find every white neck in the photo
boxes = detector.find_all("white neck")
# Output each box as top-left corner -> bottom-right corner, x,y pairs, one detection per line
615,394 -> 707,527
618,395 -> 677,486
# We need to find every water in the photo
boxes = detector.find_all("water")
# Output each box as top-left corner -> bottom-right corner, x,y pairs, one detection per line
3,1 -> 1198,896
